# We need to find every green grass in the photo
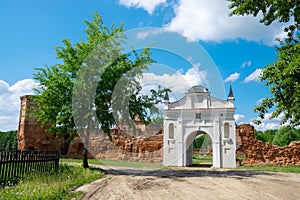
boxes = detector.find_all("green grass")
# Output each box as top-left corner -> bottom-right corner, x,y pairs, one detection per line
238,165 -> 300,174
192,155 -> 213,165
0,164 -> 104,200
60,158 -> 164,169
62,157 -> 300,174
192,155 -> 300,174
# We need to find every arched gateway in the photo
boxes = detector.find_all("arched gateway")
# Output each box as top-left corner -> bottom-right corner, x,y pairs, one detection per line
163,85 -> 236,168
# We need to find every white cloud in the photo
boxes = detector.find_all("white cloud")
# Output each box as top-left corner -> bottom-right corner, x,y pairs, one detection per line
255,98 -> 264,105
224,72 -> 240,83
118,0 -> 166,14
244,68 -> 262,83
0,80 -> 9,93
0,79 -> 38,131
234,114 -> 245,125
140,64 -> 207,101
251,121 -> 280,131
250,112 -> 286,131
136,28 -> 167,39
164,0 -> 286,45
241,60 -> 252,68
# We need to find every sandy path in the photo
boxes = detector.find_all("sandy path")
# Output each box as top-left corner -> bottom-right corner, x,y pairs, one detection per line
75,166 -> 300,200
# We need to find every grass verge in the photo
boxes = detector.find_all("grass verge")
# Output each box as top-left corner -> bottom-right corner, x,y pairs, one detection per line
238,165 -> 300,174
61,158 -> 300,174
60,158 -> 164,169
0,164 -> 104,200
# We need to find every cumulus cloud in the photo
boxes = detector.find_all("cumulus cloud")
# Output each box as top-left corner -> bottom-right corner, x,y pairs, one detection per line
244,68 -> 262,83
118,0 -> 166,14
165,0 -> 286,45
241,60 -> 252,68
234,114 -> 245,125
250,112 -> 285,131
140,64 -> 207,101
0,79 -> 38,131
224,72 -> 240,83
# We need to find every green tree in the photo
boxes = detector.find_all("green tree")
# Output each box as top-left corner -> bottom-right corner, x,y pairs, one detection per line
254,130 -> 265,141
264,129 -> 277,144
0,130 -> 17,151
33,13 -> 167,168
272,126 -> 300,146
228,0 -> 300,34
193,135 -> 204,150
150,116 -> 164,125
254,129 -> 277,143
228,0 -> 300,127
193,134 -> 212,150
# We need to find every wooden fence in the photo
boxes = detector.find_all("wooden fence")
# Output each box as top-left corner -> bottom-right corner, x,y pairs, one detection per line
0,150 -> 59,186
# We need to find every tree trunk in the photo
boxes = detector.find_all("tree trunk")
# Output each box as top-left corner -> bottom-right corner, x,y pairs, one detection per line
82,119 -> 91,168
82,103 -> 93,169
82,146 -> 89,168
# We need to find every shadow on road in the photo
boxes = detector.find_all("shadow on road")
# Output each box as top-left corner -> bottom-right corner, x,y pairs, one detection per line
64,162 -> 274,180
102,166 -> 272,180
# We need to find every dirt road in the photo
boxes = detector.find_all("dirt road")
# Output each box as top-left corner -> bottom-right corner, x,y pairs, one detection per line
75,166 -> 300,200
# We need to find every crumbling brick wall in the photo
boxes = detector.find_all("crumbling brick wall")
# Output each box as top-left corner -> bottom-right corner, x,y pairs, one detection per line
67,128 -> 163,163
236,124 -> 300,166
18,95 -> 67,153
18,95 -> 163,162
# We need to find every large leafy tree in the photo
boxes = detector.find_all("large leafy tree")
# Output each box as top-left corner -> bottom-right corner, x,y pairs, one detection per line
228,0 -> 300,126
33,13 -> 166,168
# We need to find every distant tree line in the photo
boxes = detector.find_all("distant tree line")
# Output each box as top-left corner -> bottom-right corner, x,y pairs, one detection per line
0,130 -> 18,151
255,127 -> 300,147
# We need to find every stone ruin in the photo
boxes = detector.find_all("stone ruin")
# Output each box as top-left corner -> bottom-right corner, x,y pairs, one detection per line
18,95 -> 300,165
236,124 -> 300,166
18,95 -> 68,154
67,128 -> 163,163
18,95 -> 163,163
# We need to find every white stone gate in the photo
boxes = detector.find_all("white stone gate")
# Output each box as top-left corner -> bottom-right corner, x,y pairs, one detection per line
163,85 -> 236,168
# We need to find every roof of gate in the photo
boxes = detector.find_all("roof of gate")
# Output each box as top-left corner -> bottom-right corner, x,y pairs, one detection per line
187,85 -> 208,93
166,85 -> 235,110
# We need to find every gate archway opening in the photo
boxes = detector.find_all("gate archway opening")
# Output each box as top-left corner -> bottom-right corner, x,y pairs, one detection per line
185,130 -> 213,167
191,132 -> 212,167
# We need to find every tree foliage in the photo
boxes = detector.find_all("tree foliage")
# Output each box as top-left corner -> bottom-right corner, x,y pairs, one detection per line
228,0 -> 300,28
272,126 -> 300,146
228,0 -> 300,126
0,130 -> 17,151
254,42 -> 300,126
254,127 -> 300,146
151,116 -> 164,126
254,129 -> 277,144
33,13 -> 167,168
193,134 -> 212,150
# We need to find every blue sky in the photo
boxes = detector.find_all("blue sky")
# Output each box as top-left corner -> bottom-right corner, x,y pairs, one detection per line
0,0 -> 287,131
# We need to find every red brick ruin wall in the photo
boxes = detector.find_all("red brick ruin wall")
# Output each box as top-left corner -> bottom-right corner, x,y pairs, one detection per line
18,95 -> 66,152
236,124 -> 300,166
67,129 -> 163,163
18,95 -> 163,163
18,96 -> 300,165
